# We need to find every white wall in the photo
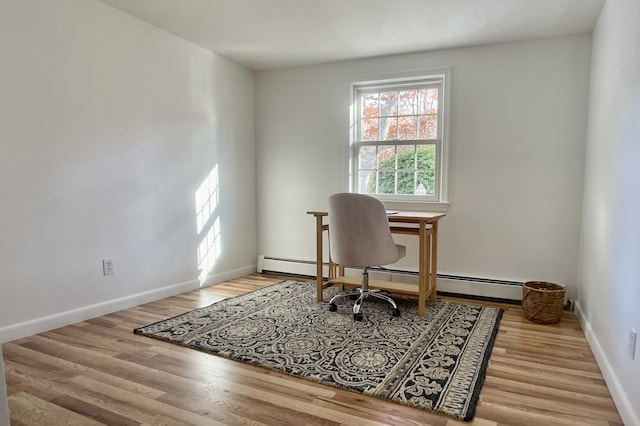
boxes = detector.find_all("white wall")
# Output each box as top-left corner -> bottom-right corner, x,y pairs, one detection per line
578,0 -> 640,424
255,35 -> 590,297
0,0 -> 256,342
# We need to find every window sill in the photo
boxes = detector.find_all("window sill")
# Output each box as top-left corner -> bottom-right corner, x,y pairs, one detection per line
380,199 -> 450,213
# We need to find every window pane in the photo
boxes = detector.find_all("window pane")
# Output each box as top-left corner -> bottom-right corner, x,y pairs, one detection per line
416,145 -> 436,169
418,88 -> 438,114
359,145 -> 376,169
377,145 -> 396,170
397,171 -> 415,195
398,116 -> 417,140
380,117 -> 397,140
398,90 -> 417,115
397,145 -> 415,171
418,115 -> 438,140
417,170 -> 436,196
379,91 -> 398,116
377,171 -> 395,194
359,170 -> 376,194
361,93 -> 379,118
361,118 -> 379,141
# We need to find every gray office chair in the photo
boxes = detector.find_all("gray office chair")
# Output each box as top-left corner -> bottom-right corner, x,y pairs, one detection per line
327,193 -> 406,321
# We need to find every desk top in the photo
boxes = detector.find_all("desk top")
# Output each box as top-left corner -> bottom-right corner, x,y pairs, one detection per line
307,210 -> 445,224
387,211 -> 446,223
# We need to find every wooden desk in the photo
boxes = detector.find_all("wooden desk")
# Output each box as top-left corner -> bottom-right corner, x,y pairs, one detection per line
307,210 -> 446,316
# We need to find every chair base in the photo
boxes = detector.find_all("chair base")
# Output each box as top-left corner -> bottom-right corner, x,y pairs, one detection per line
328,284 -> 401,321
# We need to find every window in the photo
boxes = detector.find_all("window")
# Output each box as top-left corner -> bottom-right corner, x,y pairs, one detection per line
351,71 -> 449,203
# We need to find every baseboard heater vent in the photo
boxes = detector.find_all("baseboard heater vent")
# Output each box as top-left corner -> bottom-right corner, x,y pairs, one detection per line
257,255 -> 523,301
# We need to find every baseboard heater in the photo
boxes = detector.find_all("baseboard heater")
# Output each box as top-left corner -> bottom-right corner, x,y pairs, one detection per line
257,255 -> 523,302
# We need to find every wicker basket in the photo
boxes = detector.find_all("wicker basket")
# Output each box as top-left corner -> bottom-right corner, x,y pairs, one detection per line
522,281 -> 566,324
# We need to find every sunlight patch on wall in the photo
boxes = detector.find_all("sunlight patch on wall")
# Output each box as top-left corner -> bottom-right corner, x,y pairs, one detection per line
198,216 -> 221,284
196,165 -> 221,284
196,165 -> 219,234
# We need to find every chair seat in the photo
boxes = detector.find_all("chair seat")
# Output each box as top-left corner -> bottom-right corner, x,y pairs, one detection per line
396,244 -> 406,260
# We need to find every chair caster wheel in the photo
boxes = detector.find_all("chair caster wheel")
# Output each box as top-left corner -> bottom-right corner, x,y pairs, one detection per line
354,313 -> 364,322
392,308 -> 401,317
329,303 -> 337,312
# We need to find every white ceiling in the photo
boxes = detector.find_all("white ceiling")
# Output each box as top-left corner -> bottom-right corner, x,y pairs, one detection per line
99,0 -> 605,70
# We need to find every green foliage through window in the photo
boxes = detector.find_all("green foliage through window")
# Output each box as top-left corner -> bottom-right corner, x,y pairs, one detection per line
366,146 -> 435,196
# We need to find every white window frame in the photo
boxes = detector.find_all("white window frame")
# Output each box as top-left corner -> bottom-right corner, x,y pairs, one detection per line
349,69 -> 451,210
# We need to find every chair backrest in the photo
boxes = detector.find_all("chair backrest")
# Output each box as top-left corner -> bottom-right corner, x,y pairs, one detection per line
328,193 -> 400,267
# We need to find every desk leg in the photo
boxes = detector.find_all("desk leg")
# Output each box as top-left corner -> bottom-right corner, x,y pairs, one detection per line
418,223 -> 426,317
425,227 -> 432,304
430,221 -> 439,302
315,215 -> 324,302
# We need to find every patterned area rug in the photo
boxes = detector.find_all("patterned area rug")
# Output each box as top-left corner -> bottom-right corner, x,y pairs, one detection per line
134,280 -> 503,421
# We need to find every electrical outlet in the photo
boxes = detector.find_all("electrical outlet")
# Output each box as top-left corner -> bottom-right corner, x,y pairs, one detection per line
102,258 -> 114,275
629,328 -> 637,360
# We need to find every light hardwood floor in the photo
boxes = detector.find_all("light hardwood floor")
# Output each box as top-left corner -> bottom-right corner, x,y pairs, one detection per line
3,274 -> 623,425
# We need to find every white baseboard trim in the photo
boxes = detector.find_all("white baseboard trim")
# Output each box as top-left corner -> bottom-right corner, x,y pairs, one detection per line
0,264 -> 257,344
438,276 -> 523,300
574,301 -> 639,426
257,255 -> 522,301
202,264 -> 258,286
0,278 -> 198,344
